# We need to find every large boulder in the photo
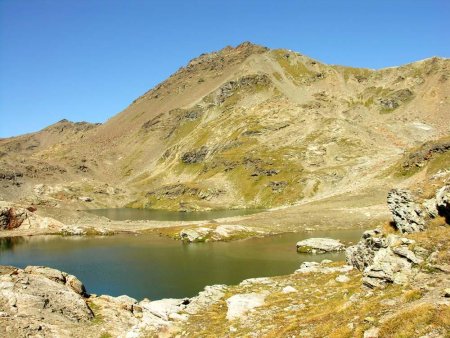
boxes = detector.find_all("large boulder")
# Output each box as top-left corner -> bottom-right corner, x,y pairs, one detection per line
0,205 -> 28,230
363,245 -> 414,288
387,189 -> 425,233
346,232 -> 423,288
0,201 -> 64,233
24,266 -> 87,296
226,292 -> 268,320
0,266 -> 93,324
345,229 -> 385,271
141,298 -> 189,321
296,238 -> 345,254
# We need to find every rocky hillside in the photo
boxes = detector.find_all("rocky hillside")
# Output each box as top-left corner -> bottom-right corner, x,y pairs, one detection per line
1,42 -> 449,211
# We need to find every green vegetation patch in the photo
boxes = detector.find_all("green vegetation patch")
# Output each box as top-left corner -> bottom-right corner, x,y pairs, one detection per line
272,50 -> 315,81
386,137 -> 450,178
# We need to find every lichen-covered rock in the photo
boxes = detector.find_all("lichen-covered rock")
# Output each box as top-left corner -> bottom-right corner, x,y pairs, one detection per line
296,238 -> 345,254
24,265 -> 67,283
387,189 -> 425,233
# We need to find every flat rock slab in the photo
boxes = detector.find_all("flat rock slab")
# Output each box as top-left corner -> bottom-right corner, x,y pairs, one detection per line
296,238 -> 345,253
226,292 -> 267,320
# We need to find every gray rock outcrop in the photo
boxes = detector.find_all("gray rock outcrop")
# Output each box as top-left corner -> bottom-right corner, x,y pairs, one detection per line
346,232 -> 423,288
423,197 -> 439,218
345,229 -> 383,271
181,146 -> 209,164
345,187 -> 434,288
296,238 -> 345,253
0,265 -> 93,337
387,189 -> 425,233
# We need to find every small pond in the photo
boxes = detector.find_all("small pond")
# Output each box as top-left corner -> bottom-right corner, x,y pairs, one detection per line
0,229 -> 363,300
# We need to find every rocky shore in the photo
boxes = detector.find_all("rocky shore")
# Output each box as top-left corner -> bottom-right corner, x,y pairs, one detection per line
1,185 -> 449,337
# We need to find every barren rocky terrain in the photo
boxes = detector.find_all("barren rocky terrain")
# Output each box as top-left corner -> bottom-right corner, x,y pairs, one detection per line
1,42 -> 449,238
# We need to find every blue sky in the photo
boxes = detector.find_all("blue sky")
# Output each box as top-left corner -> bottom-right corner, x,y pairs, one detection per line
1,0 -> 449,137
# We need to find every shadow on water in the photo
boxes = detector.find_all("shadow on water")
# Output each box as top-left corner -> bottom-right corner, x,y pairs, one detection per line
0,237 -> 25,252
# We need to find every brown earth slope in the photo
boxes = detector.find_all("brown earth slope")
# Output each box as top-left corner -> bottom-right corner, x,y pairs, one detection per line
1,42 -> 449,215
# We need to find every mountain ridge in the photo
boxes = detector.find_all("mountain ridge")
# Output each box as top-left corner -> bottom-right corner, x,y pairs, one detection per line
0,42 -> 449,212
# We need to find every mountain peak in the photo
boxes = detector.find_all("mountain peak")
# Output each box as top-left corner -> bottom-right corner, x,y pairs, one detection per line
232,41 -> 269,52
186,41 -> 269,68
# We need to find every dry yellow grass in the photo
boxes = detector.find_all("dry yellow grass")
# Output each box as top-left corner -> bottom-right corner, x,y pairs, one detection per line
178,221 -> 450,337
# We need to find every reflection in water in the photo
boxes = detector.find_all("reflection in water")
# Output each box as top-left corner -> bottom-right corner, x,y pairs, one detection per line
86,208 -> 264,222
0,229 -> 364,300
0,236 -> 25,251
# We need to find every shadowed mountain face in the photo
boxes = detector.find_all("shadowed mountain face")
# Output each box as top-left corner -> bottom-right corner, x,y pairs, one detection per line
1,42 -> 449,210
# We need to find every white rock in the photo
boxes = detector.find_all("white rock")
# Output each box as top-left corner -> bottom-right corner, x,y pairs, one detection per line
282,286 -> 297,293
214,224 -> 250,238
141,298 -> 186,321
363,326 -> 379,338
335,275 -> 350,283
296,238 -> 345,253
226,292 -> 267,320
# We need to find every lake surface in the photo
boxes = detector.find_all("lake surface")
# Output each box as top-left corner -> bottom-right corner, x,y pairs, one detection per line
0,229 -> 363,300
86,208 -> 264,221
